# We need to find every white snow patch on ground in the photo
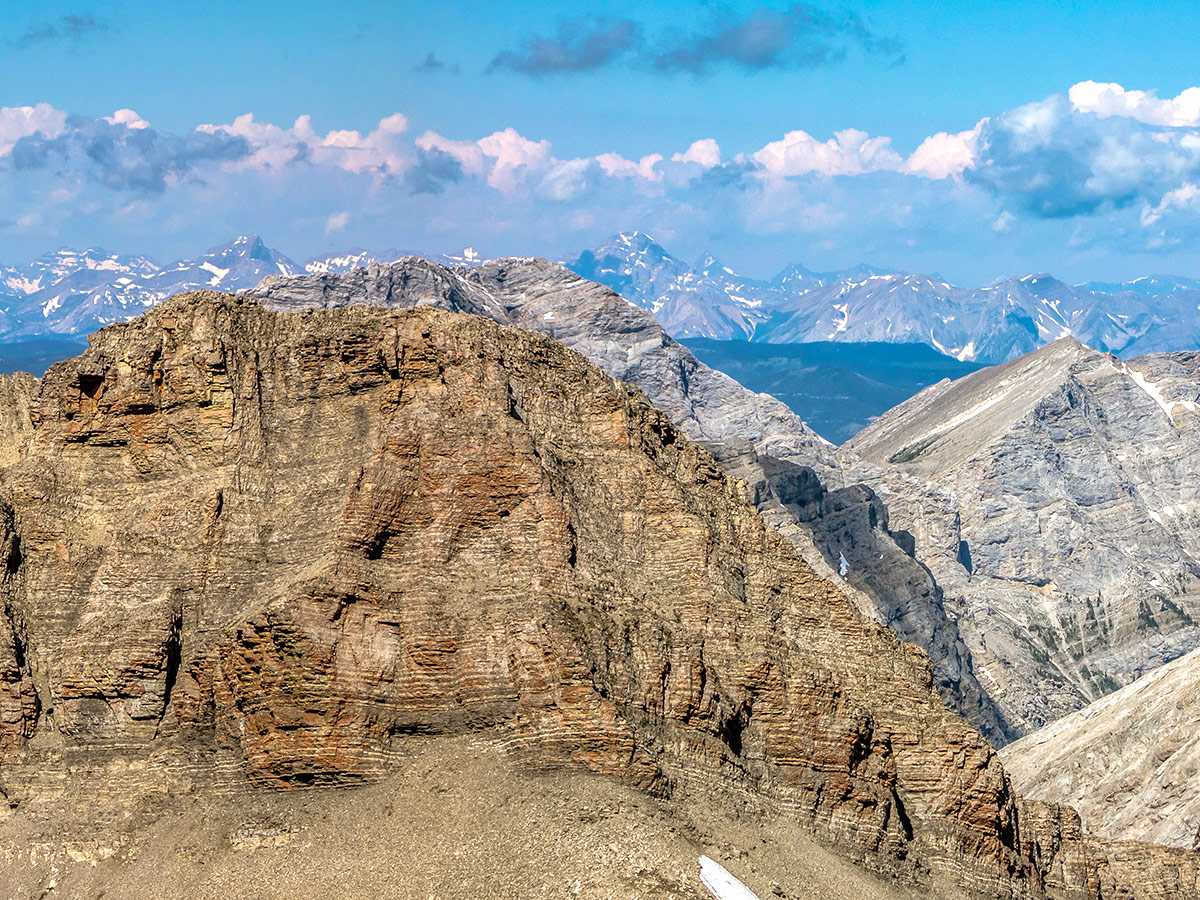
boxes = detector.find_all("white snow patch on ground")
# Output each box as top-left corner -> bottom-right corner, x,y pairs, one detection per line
838,552 -> 849,577
200,261 -> 230,286
832,302 -> 849,334
1123,363 -> 1200,423
699,856 -> 760,900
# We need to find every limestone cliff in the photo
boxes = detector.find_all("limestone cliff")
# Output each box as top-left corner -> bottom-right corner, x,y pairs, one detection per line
849,339 -> 1200,733
0,293 -> 1194,898
249,258 -> 1007,744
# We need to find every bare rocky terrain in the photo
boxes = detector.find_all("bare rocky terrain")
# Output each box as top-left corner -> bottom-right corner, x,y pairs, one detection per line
250,258 -> 1009,744
1001,644 -> 1200,850
0,292 -> 1196,897
848,338 -> 1200,733
0,735 -> 932,900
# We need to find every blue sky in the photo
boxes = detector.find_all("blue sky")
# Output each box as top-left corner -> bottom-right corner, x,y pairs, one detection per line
5,1 -> 1200,284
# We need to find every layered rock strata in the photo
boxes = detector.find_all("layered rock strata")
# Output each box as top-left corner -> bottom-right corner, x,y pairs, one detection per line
0,294 -> 1194,897
849,339 -> 1200,733
249,258 -> 1004,742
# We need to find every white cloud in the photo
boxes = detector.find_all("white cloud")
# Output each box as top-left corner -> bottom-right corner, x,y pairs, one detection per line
539,158 -> 596,200
1141,183 -> 1200,226
751,128 -> 902,177
595,152 -> 663,180
415,131 -> 488,176
477,127 -> 553,193
325,211 -> 350,233
105,109 -> 150,130
905,124 -> 981,178
672,138 -> 721,168
0,103 -> 68,155
197,112 -> 412,177
1070,81 -> 1200,127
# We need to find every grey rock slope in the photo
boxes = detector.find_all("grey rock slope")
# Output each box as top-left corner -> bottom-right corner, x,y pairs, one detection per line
709,439 -> 1012,743
1000,644 -> 1200,849
848,338 -> 1200,733
249,257 -> 1010,743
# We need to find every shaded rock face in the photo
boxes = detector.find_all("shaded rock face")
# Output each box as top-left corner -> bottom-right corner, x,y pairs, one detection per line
848,339 -> 1200,734
249,258 -> 1010,746
0,294 -> 1196,898
707,440 -> 1014,747
1001,643 -> 1200,850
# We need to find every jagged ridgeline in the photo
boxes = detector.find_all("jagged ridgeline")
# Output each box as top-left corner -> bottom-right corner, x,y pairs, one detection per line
0,289 -> 1197,898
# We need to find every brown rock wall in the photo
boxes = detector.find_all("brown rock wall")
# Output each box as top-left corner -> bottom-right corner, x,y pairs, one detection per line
0,292 -> 1192,898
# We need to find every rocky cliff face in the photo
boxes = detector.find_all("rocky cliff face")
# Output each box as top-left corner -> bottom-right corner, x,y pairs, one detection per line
848,338 -> 1200,733
1001,643 -> 1200,850
707,439 -> 1013,745
0,293 -> 1195,897
250,256 -> 838,474
249,258 -> 1008,744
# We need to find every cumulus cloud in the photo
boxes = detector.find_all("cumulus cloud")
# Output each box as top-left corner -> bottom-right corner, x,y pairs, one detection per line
0,103 -> 68,155
415,131 -> 488,177
904,125 -> 980,178
105,109 -> 150,130
596,152 -> 663,180
489,5 -> 901,77
197,112 -> 412,178
672,139 -> 721,168
404,147 -> 464,195
1070,80 -> 1200,127
9,113 -> 250,192
752,127 -> 902,176
968,93 -> 1200,218
476,128 -> 553,192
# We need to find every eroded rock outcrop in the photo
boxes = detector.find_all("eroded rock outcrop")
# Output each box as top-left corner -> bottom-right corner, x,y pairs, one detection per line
0,294 -> 1195,898
249,258 -> 1006,742
849,338 -> 1200,734
1002,643 -> 1200,849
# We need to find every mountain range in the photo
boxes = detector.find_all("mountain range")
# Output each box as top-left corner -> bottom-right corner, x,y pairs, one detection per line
568,232 -> 1200,362
0,235 -> 489,341
7,232 -> 1200,372
3,283 -> 1196,898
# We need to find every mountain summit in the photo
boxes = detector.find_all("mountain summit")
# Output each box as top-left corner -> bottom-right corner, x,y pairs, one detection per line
0,289 -> 1196,897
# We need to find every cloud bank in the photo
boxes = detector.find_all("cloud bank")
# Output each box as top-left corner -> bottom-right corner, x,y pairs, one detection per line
5,80 -> 1200,281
